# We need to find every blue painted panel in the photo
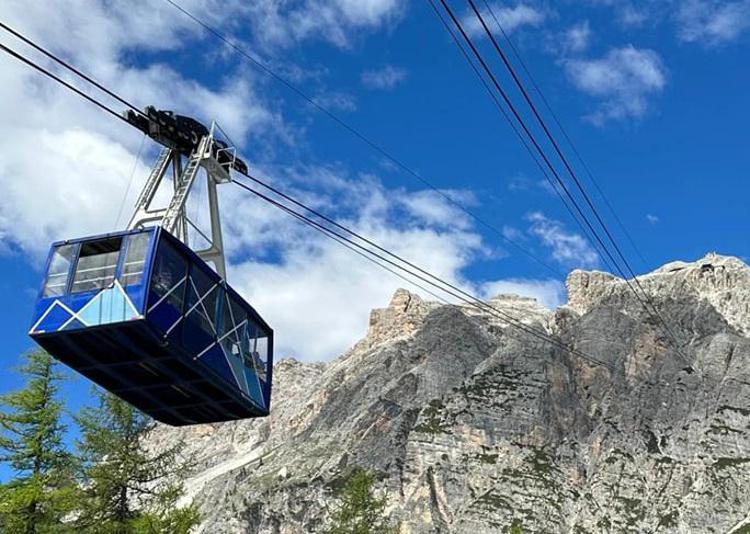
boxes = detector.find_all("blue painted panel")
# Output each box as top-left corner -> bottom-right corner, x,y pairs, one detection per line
33,302 -> 75,333
244,368 -> 265,409
124,283 -> 146,312
147,292 -> 182,334
199,345 -> 236,389
62,319 -> 86,331
182,314 -> 215,358
30,286 -> 141,334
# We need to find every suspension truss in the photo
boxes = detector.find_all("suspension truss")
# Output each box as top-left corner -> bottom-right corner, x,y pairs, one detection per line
128,122 -> 240,280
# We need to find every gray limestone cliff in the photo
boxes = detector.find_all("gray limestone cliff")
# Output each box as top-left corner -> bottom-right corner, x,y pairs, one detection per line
149,253 -> 750,533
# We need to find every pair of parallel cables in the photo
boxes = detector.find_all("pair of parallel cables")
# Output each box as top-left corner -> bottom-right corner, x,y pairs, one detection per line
0,17 -> 676,371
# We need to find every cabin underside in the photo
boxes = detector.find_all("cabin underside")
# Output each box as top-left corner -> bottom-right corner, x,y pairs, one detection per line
32,319 -> 266,426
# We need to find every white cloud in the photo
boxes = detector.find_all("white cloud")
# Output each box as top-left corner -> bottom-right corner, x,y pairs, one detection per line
239,0 -> 403,49
0,0 -> 567,365
565,21 -> 592,52
313,91 -> 358,112
462,3 -> 546,38
222,172 -> 485,361
361,65 -> 408,90
564,45 -> 667,123
646,213 -> 660,224
502,225 -> 526,242
676,0 -> 750,44
591,0 -> 750,44
588,0 -> 649,27
526,212 -> 599,268
399,189 -> 475,230
0,0 -> 236,75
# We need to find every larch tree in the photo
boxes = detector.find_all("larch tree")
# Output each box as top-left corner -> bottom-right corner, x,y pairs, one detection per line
326,468 -> 396,534
0,350 -> 77,533
75,390 -> 199,534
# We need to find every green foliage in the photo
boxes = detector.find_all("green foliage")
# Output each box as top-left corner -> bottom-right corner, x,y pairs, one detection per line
0,350 -> 78,533
326,468 -> 396,534
74,391 -> 200,533
508,518 -> 523,534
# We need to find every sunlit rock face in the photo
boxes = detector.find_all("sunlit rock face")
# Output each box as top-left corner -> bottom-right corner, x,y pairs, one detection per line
148,253 -> 750,533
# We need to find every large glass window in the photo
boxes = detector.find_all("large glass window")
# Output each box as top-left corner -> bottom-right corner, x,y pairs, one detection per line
71,237 -> 122,293
186,266 -> 218,337
43,244 -> 77,297
244,322 -> 269,383
218,294 -> 244,357
151,241 -> 187,311
119,233 -> 151,286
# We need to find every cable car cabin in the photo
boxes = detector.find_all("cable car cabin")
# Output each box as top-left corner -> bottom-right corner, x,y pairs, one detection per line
28,227 -> 273,426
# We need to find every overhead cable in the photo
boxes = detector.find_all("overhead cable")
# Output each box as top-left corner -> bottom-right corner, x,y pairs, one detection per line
0,30 -> 616,370
0,21 -> 146,118
436,0 -> 689,363
424,0 -> 617,275
481,0 -> 649,268
158,0 -> 566,278
464,0 -> 688,362
231,176 -> 613,369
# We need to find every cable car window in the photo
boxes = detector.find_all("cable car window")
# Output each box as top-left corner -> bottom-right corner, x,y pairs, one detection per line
186,266 -> 218,337
219,294 -> 243,357
243,322 -> 268,383
71,237 -> 122,293
119,233 -> 151,286
43,244 -> 77,297
151,241 -> 187,311
254,333 -> 269,382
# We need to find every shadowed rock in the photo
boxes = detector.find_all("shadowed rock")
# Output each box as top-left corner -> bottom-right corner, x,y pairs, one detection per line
147,253 -> 750,533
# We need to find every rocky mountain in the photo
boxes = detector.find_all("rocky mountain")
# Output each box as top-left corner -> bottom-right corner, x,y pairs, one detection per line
149,252 -> 750,533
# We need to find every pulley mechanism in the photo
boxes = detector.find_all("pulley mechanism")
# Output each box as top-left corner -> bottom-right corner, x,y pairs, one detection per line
125,107 -> 246,280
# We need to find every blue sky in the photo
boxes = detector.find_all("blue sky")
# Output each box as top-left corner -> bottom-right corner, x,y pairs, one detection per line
0,0 -> 748,440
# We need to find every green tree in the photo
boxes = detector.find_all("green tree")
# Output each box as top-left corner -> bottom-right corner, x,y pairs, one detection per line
0,350 -> 77,533
509,518 -> 523,534
326,468 -> 396,534
75,391 -> 199,534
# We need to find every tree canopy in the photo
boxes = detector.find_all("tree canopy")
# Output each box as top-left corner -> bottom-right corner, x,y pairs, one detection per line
326,468 -> 395,534
0,350 -> 200,534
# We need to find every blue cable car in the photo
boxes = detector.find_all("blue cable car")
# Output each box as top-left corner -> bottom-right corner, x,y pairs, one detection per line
29,227 -> 273,426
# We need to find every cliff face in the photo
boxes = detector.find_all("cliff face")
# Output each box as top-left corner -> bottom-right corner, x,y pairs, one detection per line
149,253 -> 750,533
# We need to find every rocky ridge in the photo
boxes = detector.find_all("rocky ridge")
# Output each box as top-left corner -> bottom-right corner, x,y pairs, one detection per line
149,253 -> 750,533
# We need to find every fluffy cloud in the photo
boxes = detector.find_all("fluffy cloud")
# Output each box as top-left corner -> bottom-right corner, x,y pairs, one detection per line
526,212 -> 599,268
462,3 -> 546,38
312,91 -> 358,112
0,0 -> 576,364
220,171 -> 568,361
676,0 -> 750,44
591,0 -> 750,44
361,65 -> 408,90
564,45 -> 667,123
589,0 -> 649,27
0,1 -> 283,255
236,0 -> 404,49
564,21 -> 592,52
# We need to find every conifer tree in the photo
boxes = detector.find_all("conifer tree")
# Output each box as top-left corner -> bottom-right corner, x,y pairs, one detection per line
75,390 -> 199,534
326,468 -> 396,534
0,350 -> 77,533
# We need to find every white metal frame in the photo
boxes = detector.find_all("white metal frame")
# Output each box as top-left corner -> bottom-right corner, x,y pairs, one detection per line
127,122 -> 236,280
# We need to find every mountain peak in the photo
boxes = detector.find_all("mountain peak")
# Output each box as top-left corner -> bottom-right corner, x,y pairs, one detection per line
566,253 -> 750,335
147,254 -> 750,533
